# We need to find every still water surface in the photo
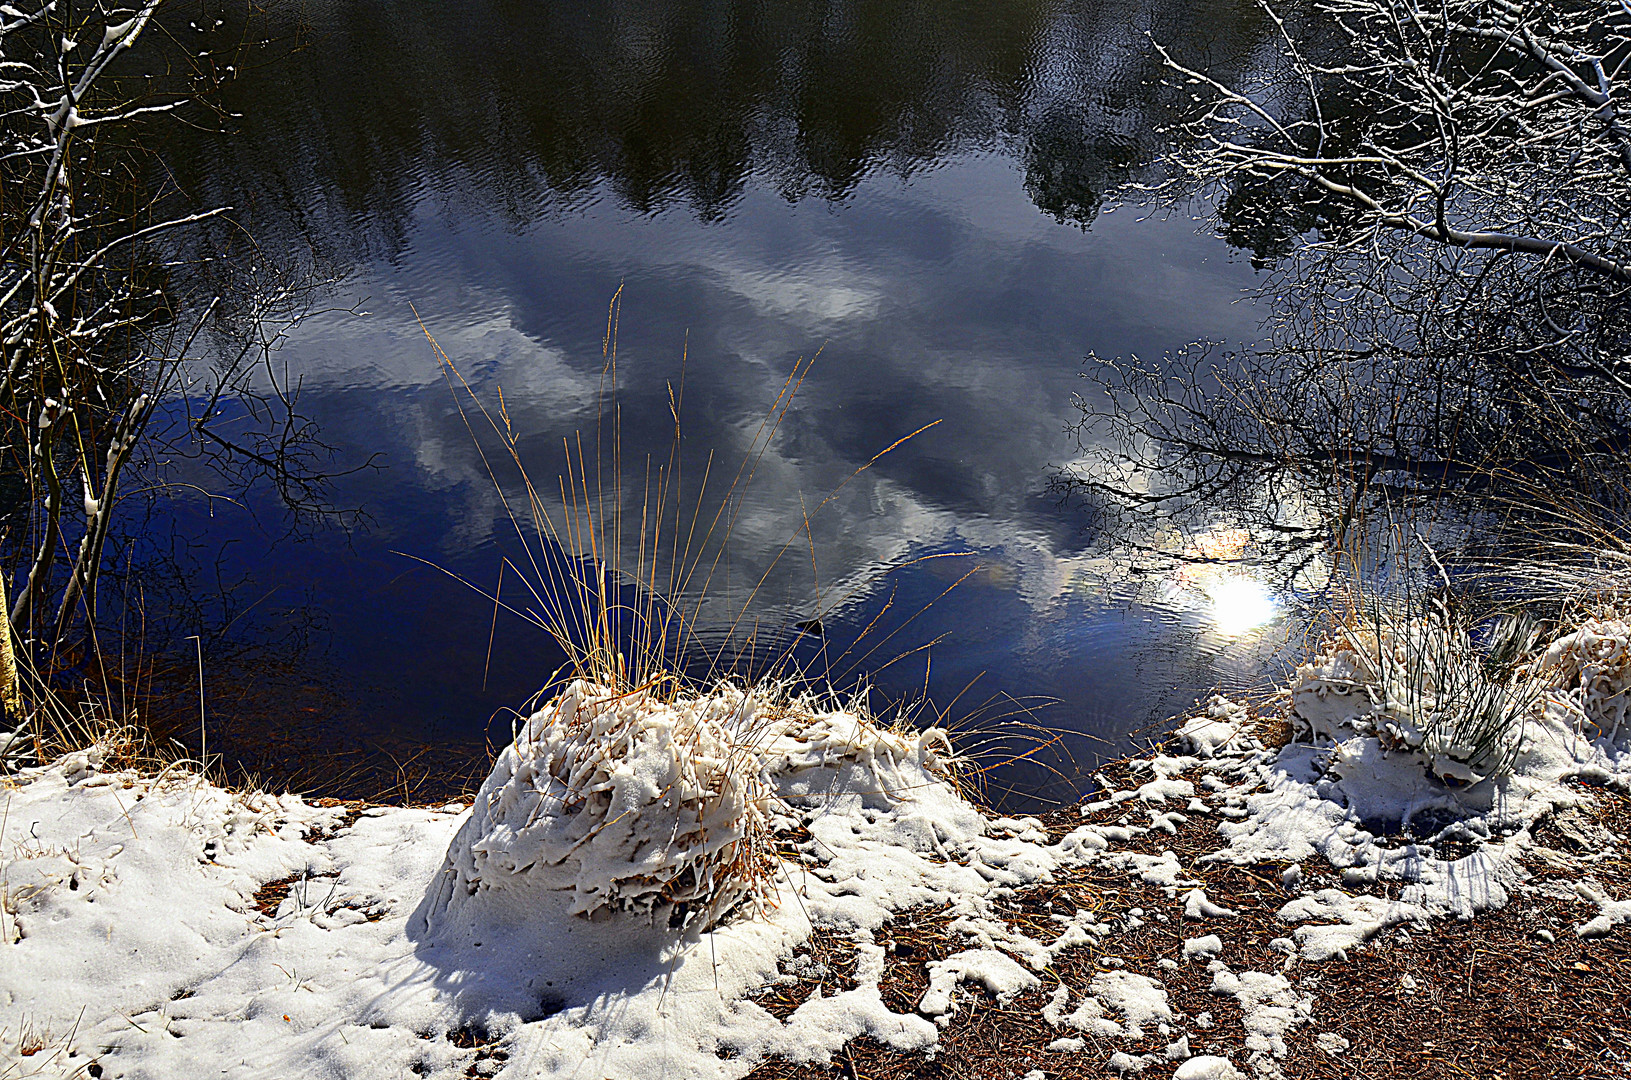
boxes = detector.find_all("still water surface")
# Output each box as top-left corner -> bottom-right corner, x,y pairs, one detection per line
149,0 -> 1298,806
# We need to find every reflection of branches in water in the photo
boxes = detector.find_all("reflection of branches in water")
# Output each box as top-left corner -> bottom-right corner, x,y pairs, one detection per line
1057,340 -> 1343,589
152,258 -> 382,535
1085,0 -> 1631,595
1058,241 -> 1631,590
18,252 -> 387,756
42,478 -> 335,770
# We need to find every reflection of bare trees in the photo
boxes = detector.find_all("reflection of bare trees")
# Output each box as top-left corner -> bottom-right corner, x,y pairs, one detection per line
156,260 -> 381,533
1062,265 -> 1631,584
1061,0 -> 1631,587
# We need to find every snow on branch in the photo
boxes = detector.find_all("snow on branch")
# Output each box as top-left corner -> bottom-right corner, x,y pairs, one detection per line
0,1 -> 219,660
1152,0 -> 1631,282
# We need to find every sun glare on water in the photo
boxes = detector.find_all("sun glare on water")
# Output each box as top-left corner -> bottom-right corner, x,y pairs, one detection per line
1207,574 -> 1279,637
1162,526 -> 1283,637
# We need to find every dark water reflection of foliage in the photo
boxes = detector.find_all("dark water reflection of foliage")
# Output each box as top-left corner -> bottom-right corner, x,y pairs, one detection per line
154,0 -> 1270,260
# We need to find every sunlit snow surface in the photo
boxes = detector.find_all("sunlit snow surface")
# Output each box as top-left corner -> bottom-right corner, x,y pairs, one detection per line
3,629 -> 1631,1077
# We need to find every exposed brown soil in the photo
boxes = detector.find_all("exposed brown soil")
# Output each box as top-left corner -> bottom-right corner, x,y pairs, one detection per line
748,929 -> 864,1020
250,872 -> 304,917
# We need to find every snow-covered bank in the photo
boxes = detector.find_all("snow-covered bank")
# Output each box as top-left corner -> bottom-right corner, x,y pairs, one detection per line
3,619 -> 1630,1079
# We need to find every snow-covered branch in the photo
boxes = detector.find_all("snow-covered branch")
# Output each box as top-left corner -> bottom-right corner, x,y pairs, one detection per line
1155,0 -> 1631,283
0,1 -> 220,658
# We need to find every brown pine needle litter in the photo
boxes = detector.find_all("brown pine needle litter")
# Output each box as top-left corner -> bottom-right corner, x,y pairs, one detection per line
741,710 -> 1631,1080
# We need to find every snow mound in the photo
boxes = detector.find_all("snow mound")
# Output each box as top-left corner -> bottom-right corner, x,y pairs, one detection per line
420,680 -> 963,938
1177,698 -> 1246,758
423,680 -> 779,929
1182,934 -> 1223,960
1537,618 -> 1631,739
1174,1056 -> 1244,1080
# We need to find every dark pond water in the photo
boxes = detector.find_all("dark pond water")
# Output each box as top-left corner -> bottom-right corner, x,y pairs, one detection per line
140,0 -> 1304,807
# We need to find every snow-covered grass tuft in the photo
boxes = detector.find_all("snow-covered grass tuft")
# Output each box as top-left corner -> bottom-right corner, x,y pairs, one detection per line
422,677 -> 963,933
1536,617 -> 1631,740
1295,603 -> 1546,785
1296,579 -> 1631,792
439,679 -> 780,927
410,298 -> 985,932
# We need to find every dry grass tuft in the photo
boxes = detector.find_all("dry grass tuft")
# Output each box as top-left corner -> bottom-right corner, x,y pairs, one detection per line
412,293 -> 992,927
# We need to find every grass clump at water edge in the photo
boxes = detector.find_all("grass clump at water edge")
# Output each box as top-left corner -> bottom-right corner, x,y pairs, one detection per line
417,294 -> 984,929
